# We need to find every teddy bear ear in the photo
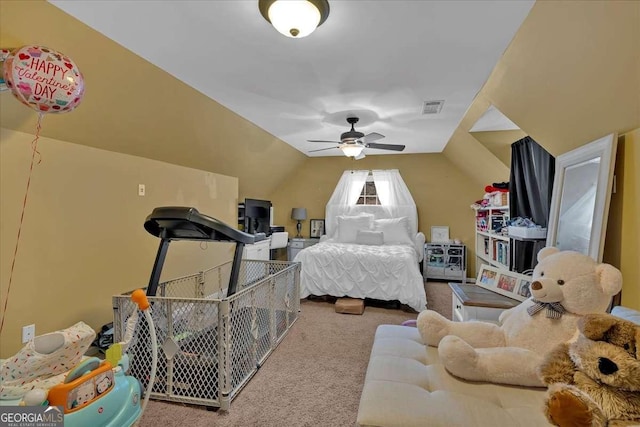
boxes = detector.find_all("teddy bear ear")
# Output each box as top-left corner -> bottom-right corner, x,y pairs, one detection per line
537,246 -> 560,262
596,263 -> 623,296
579,313 -> 620,340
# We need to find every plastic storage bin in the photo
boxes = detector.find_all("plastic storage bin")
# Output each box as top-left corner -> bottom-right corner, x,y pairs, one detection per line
508,226 -> 547,239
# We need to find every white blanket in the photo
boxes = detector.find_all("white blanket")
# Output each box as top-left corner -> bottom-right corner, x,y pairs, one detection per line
294,241 -> 427,312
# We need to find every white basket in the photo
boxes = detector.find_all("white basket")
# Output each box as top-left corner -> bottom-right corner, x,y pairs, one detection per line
508,226 -> 547,239
113,260 -> 300,411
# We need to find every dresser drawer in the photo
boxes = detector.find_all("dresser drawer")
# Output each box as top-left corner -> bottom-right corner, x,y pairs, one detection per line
289,240 -> 305,249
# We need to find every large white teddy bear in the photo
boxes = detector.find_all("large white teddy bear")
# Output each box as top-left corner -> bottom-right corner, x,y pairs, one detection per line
417,247 -> 622,387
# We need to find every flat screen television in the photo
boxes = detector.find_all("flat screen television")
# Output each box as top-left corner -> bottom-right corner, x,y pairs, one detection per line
244,198 -> 271,235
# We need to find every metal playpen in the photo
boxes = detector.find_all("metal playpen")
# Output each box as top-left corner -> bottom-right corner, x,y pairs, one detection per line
113,259 -> 299,410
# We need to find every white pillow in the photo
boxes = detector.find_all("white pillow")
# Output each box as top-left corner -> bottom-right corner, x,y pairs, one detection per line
355,230 -> 384,246
374,217 -> 413,245
336,214 -> 374,243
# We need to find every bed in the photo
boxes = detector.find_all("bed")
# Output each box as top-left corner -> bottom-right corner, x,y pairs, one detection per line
294,211 -> 427,312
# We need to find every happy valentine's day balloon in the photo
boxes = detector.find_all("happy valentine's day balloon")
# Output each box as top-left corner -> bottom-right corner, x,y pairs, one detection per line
2,45 -> 85,114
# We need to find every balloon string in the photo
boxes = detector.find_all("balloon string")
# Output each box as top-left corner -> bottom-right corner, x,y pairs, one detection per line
0,113 -> 44,334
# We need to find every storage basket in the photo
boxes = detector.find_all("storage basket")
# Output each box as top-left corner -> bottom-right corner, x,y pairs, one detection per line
490,191 -> 509,207
113,259 -> 300,411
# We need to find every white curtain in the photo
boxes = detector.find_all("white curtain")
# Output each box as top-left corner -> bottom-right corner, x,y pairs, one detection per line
325,170 -> 369,236
325,169 -> 418,237
372,169 -> 418,235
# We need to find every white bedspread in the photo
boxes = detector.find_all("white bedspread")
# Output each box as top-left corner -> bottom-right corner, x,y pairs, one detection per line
294,241 -> 427,312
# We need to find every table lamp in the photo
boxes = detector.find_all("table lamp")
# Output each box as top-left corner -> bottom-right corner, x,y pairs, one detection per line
291,207 -> 307,238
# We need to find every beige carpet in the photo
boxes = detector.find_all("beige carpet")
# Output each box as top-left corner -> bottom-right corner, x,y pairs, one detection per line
139,283 -> 452,427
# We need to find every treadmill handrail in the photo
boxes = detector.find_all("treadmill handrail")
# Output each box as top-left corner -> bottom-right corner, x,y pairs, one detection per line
144,206 -> 264,244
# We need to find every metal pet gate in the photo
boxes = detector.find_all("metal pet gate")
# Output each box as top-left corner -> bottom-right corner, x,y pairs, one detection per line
113,207 -> 300,410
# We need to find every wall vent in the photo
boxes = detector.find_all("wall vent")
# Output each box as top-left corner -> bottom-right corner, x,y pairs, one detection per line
422,100 -> 445,115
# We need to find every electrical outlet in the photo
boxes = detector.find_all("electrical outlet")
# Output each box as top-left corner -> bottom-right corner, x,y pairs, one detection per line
22,324 -> 35,343
138,184 -> 145,196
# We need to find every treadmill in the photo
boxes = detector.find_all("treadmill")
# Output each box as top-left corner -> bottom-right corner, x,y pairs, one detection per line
143,206 -> 265,297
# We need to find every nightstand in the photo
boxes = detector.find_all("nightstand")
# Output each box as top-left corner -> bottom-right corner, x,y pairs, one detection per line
287,238 -> 319,261
449,282 -> 520,324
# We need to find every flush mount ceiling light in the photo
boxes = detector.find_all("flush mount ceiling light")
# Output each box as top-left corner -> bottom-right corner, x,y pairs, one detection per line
340,143 -> 364,158
259,0 -> 330,38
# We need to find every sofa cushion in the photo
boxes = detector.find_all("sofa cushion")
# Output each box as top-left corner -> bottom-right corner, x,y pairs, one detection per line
357,325 -> 550,427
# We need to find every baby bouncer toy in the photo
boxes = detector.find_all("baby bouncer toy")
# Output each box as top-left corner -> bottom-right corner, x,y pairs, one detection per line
16,290 -> 158,427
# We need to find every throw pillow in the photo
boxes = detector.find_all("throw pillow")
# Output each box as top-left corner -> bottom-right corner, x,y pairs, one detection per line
355,230 -> 384,246
374,217 -> 413,245
336,214 -> 374,243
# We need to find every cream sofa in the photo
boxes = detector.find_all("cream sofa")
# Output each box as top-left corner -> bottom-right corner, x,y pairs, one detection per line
356,306 -> 640,427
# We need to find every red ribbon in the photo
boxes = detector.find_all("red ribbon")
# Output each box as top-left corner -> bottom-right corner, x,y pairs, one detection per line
0,113 -> 44,334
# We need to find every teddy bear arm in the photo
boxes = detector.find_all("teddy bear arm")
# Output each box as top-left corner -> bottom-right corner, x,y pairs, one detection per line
537,343 -> 577,386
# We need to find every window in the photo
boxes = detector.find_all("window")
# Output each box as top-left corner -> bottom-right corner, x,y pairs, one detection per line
357,176 -> 380,205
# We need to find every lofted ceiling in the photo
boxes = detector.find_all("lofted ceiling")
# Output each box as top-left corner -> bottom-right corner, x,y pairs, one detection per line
49,0 -> 534,158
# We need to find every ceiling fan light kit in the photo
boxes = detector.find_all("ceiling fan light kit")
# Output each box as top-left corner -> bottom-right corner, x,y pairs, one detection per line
308,116 -> 405,159
259,0 -> 330,38
340,144 -> 364,158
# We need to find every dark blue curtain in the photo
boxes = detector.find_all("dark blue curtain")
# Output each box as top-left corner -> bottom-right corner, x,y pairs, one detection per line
509,137 -> 555,273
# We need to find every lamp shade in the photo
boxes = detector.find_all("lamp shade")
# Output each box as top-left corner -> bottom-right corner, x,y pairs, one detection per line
341,144 -> 365,158
291,207 -> 307,221
259,0 -> 330,39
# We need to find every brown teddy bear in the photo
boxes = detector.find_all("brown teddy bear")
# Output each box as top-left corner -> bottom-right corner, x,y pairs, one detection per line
538,312 -> 640,426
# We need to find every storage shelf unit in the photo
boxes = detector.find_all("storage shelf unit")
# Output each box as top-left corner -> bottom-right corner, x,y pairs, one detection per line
473,205 -> 510,275
424,243 -> 466,282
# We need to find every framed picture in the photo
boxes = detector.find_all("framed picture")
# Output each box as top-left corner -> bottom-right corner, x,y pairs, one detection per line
310,219 -> 325,238
477,264 -> 499,287
475,264 -> 531,302
496,273 -> 518,293
517,278 -> 532,299
431,226 -> 450,243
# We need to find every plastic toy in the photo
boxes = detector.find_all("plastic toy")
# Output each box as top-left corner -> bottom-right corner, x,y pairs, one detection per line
23,289 -> 158,427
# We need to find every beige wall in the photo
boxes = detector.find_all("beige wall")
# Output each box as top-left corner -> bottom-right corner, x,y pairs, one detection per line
269,153 -> 482,272
469,130 -> 527,168
0,129 -> 238,357
604,129 -> 640,309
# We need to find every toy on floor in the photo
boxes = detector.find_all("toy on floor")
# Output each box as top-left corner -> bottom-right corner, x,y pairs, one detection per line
417,247 -> 623,387
18,290 -> 157,427
0,321 -> 95,400
538,313 -> 640,427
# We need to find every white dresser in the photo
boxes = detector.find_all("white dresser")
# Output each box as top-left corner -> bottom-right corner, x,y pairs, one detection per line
242,238 -> 270,260
449,282 -> 519,324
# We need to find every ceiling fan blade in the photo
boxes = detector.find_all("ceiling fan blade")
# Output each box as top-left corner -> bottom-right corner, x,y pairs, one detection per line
361,132 -> 385,143
309,146 -> 339,153
308,139 -> 342,143
366,143 -> 405,151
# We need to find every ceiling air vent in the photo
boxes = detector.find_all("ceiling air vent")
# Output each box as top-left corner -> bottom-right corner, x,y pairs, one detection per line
422,100 -> 445,115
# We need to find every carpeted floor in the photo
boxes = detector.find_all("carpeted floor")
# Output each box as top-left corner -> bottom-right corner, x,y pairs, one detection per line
139,281 -> 452,427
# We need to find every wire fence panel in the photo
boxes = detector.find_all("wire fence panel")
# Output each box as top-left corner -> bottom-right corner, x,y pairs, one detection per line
113,260 -> 300,410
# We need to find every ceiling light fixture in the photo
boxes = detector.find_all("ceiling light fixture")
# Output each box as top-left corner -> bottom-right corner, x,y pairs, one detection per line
340,144 -> 364,158
259,0 -> 330,38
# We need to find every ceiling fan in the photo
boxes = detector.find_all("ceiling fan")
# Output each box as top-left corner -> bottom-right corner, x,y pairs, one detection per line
308,117 -> 405,159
